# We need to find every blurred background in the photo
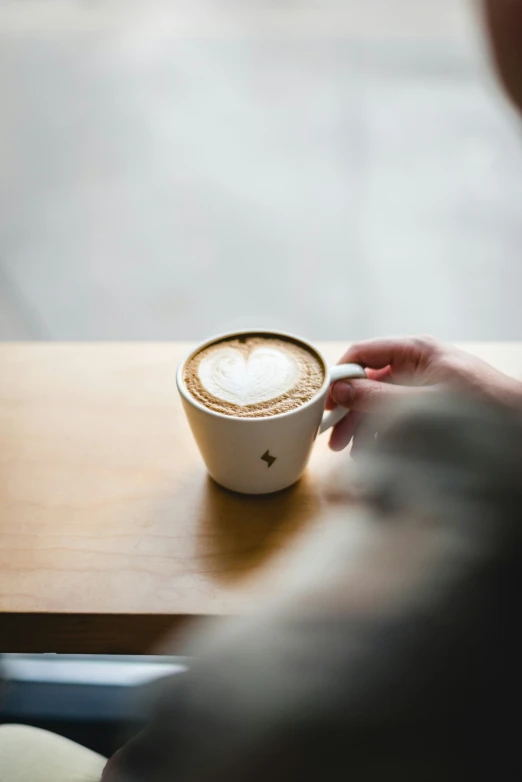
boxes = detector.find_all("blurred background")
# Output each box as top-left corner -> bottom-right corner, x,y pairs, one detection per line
1,0 -> 522,343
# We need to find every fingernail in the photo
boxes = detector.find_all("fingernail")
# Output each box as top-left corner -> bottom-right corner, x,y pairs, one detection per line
332,381 -> 355,406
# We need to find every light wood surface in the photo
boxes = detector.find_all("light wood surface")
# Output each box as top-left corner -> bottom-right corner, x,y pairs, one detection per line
1,342 -> 522,653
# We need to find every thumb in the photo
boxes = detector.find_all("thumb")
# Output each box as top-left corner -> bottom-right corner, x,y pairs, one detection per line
331,378 -> 432,413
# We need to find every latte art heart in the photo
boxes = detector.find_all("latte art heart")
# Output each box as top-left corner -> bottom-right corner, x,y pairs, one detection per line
198,347 -> 300,406
184,335 -> 324,417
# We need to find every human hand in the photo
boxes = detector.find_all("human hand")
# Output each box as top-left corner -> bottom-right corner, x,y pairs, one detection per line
327,336 -> 522,452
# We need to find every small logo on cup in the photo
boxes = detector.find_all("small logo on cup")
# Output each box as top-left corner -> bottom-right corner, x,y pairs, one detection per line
261,450 -> 277,468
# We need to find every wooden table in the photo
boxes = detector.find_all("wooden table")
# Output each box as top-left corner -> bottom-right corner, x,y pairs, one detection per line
1,343 -> 521,654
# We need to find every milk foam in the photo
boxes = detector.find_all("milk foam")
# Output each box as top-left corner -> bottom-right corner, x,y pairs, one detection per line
184,335 -> 324,418
198,346 -> 300,406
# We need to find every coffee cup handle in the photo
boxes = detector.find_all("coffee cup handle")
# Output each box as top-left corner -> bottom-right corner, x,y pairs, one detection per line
319,364 -> 366,435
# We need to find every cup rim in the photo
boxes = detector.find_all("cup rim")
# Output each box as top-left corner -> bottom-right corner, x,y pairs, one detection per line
176,329 -> 331,423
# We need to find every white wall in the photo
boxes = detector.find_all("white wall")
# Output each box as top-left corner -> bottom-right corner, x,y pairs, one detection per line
1,0 -> 521,341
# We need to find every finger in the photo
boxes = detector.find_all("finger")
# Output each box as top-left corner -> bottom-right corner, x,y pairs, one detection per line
329,410 -> 362,452
325,388 -> 337,411
331,378 -> 437,414
351,419 -> 378,461
326,366 -> 391,412
335,337 -> 434,373
366,366 -> 392,383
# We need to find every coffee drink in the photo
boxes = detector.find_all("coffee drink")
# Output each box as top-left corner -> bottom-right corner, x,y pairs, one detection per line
184,334 -> 325,418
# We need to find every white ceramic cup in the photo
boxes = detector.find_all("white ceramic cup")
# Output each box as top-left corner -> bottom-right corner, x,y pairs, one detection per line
176,330 -> 365,494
